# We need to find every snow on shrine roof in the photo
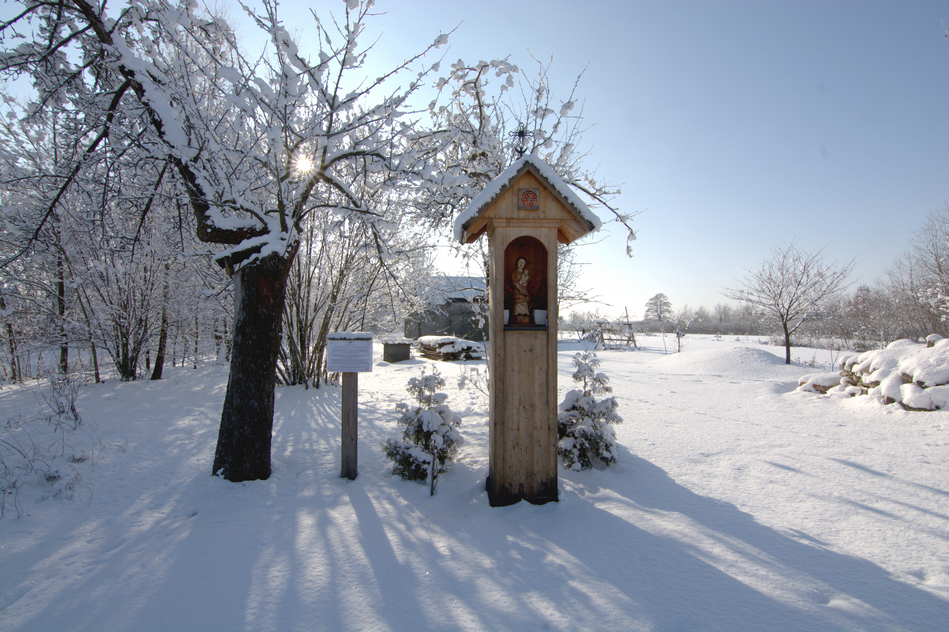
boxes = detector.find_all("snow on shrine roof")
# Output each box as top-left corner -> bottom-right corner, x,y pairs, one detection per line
453,154 -> 602,242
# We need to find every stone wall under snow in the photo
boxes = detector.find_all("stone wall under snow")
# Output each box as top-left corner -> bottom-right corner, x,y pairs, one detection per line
798,336 -> 949,411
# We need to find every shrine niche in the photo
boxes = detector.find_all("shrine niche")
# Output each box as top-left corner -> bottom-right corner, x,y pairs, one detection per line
504,237 -> 548,327
454,155 -> 601,506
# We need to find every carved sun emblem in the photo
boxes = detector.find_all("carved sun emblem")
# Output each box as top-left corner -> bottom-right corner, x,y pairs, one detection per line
519,189 -> 538,208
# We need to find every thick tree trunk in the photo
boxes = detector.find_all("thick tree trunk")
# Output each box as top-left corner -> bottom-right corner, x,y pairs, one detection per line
212,253 -> 293,482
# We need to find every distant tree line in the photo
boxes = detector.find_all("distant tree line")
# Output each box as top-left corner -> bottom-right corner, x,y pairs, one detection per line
566,207 -> 948,353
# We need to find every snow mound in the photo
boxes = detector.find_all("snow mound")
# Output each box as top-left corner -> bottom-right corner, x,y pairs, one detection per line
650,346 -> 808,380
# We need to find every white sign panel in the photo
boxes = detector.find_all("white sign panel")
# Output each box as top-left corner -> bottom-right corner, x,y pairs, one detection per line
327,334 -> 373,373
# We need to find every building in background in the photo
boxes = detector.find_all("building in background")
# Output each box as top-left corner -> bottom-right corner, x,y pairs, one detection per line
404,276 -> 488,341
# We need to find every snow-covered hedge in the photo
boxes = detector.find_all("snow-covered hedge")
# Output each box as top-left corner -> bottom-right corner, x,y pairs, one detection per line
798,337 -> 949,411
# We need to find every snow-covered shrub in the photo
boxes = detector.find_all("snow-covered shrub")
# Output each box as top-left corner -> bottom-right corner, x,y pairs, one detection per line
1,374 -> 92,519
457,365 -> 489,399
558,352 -> 623,471
383,368 -> 463,495
39,370 -> 82,430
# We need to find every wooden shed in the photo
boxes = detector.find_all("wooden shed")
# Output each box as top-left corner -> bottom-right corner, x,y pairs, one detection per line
455,155 -> 600,505
403,276 -> 487,342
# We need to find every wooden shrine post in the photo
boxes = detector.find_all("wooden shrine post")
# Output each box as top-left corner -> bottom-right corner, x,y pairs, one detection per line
327,333 -> 374,480
454,155 -> 600,506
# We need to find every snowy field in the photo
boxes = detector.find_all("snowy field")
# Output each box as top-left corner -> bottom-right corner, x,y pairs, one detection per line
0,335 -> 946,632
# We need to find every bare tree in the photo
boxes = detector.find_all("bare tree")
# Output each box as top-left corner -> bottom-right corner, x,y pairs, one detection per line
845,284 -> 903,349
713,302 -> 733,326
723,243 -> 855,364
672,307 -> 694,353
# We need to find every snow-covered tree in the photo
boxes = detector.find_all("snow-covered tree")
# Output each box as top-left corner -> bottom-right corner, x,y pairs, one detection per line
692,305 -> 711,325
723,242 -> 855,364
713,302 -> 733,326
644,293 -> 673,322
843,285 -> 902,350
672,307 -> 694,353
0,83 -> 227,383
383,368 -> 463,495
411,55 -> 637,275
886,208 -> 949,338
0,108 -> 95,378
558,351 -> 623,471
0,0 -> 637,482
0,0 -> 452,481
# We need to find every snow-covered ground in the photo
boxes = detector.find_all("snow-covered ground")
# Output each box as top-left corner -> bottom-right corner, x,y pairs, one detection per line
1,335 -> 946,631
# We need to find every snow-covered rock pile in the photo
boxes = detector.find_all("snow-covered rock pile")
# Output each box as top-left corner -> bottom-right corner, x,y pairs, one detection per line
417,336 -> 485,361
798,337 -> 949,410
796,372 -> 843,394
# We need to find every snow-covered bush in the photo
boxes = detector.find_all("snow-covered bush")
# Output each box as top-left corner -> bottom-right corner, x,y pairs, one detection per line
383,368 -> 463,495
558,352 -> 623,471
1,373 -> 92,519
457,365 -> 489,399
39,370 -> 82,430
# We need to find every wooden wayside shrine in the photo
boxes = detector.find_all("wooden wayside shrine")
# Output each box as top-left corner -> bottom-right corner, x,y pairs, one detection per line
454,155 -> 600,506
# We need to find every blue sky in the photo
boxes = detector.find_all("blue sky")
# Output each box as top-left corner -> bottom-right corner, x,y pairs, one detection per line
305,0 -> 946,318
7,0 -> 944,319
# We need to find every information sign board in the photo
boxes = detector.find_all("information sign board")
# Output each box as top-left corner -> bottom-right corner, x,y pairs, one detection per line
327,333 -> 373,373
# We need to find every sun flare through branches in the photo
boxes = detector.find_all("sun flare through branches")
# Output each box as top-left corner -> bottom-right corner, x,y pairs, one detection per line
292,154 -> 316,178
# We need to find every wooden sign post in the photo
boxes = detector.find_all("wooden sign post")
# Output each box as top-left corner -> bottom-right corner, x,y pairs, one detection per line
327,333 -> 374,480
454,155 -> 600,506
